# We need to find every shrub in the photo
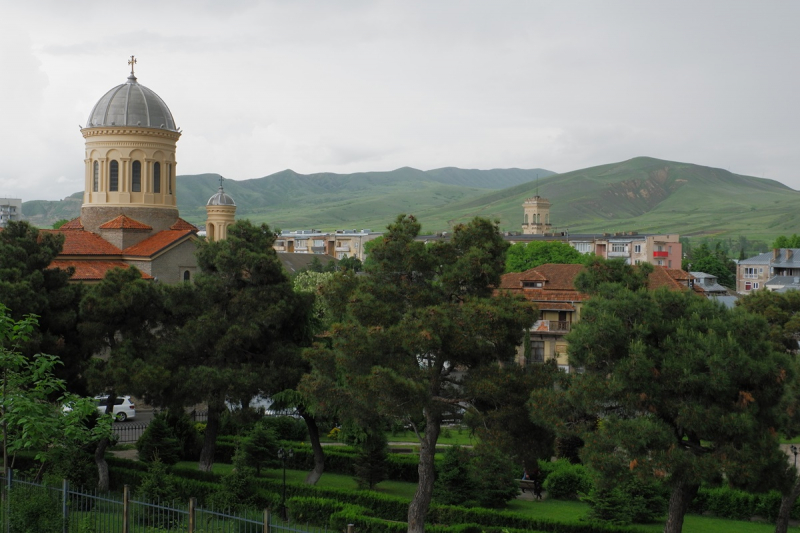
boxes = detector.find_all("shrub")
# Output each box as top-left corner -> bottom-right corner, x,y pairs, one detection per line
136,413 -> 181,464
163,410 -> 202,461
136,458 -> 179,502
207,448 -> 258,511
584,477 -> 667,525
261,416 -> 308,441
9,485 -> 64,533
353,430 -> 389,490
542,462 -> 593,500
243,421 -> 279,474
434,446 -> 475,506
470,442 -> 519,508
44,444 -> 96,489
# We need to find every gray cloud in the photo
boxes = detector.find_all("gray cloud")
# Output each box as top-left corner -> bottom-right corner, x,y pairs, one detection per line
2,0 -> 800,202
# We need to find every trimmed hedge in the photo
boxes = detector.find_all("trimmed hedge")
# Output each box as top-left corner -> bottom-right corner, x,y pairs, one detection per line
691,486 -> 800,522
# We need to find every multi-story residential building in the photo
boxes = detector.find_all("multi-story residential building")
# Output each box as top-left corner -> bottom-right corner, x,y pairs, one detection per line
690,271 -> 739,308
498,263 -> 694,372
503,232 -> 682,268
0,198 -> 22,227
274,229 -> 382,261
736,249 -> 800,294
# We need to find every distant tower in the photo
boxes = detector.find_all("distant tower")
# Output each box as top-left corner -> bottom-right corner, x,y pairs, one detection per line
521,196 -> 551,235
205,177 -> 236,241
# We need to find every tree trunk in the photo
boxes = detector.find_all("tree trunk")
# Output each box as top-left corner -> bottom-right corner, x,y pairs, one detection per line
302,412 -> 325,485
95,392 -> 116,491
198,407 -> 221,472
663,481 -> 698,533
407,408 -> 441,533
95,437 -> 110,491
775,475 -> 800,533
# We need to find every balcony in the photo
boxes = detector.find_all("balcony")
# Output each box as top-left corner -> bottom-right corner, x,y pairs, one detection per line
532,320 -> 571,333
653,251 -> 669,258
335,245 -> 350,252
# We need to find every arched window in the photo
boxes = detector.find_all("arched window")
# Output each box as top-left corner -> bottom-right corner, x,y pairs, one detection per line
93,161 -> 99,192
109,161 -> 119,191
153,162 -> 161,193
524,213 -> 528,225
183,270 -> 191,282
168,164 -> 173,194
131,161 -> 141,192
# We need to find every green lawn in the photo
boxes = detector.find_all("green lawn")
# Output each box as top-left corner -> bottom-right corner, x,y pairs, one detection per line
184,463 -> 797,532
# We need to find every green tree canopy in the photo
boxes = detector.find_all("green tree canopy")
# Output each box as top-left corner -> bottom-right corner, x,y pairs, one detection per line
573,256 -> 653,295
157,220 -> 313,472
505,240 -> 587,273
0,221 -> 85,391
773,234 -> 800,249
532,288 -> 795,533
682,242 -> 736,288
301,215 -> 534,533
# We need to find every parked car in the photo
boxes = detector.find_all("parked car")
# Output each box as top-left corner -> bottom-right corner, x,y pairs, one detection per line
93,396 -> 136,422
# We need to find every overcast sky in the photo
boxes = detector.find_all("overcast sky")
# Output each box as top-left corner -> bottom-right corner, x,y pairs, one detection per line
2,0 -> 799,201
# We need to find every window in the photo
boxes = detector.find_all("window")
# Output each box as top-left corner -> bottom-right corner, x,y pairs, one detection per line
634,244 -> 641,253
313,239 -> 324,247
109,161 -> 119,191
745,282 -> 752,291
743,267 -> 758,279
759,268 -> 763,274
93,161 -> 99,192
753,282 -> 759,290
574,242 -> 591,253
530,340 -> 544,363
131,161 -> 141,192
657,260 -> 663,266
668,246 -> 672,254
183,270 -> 191,282
524,214 -> 528,224
168,164 -> 173,194
522,281 -> 543,288
611,243 -> 627,253
153,162 -> 161,193
668,260 -> 672,268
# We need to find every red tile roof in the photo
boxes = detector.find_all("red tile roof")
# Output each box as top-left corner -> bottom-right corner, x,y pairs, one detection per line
648,267 -> 693,291
99,215 -> 152,230
53,229 -> 123,255
59,218 -> 84,230
170,218 -> 199,231
49,260 -> 153,281
123,230 -> 195,257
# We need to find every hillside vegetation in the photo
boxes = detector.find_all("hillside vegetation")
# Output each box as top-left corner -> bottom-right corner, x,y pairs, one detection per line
20,157 -> 800,245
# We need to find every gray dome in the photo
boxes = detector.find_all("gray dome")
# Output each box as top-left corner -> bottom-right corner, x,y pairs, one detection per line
86,73 -> 177,131
207,186 -> 236,206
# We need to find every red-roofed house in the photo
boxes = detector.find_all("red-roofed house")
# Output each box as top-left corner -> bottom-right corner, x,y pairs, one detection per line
498,264 -> 695,371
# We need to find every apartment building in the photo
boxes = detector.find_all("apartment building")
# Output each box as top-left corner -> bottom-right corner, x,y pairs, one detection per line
0,198 -> 22,227
274,229 -> 382,261
504,232 -> 682,268
737,248 -> 800,294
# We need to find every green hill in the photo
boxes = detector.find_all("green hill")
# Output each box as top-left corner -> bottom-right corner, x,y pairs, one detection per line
410,157 -> 800,243
19,158 -> 800,246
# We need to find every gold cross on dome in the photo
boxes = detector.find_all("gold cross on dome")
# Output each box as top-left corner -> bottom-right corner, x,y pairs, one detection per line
219,176 -> 225,188
128,55 -> 137,76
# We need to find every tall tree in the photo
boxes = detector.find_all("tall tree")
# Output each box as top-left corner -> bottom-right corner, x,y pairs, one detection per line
505,240 -> 587,273
738,290 -> 800,533
301,215 -> 534,533
532,287 -> 794,533
79,266 -> 166,490
0,221 -> 86,392
158,220 -> 312,472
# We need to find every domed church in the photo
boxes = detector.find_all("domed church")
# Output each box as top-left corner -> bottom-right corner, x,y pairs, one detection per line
50,58 -> 201,284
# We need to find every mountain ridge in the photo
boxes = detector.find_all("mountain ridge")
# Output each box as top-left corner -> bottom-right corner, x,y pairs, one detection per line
20,157 -> 799,244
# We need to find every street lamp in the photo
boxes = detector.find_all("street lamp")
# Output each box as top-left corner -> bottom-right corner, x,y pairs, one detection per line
277,447 -> 294,520
791,445 -> 798,468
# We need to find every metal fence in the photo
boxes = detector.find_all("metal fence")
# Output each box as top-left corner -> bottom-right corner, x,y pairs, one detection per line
1,469 -> 331,533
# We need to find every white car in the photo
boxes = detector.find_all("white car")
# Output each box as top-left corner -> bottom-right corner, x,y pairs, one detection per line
93,396 -> 136,422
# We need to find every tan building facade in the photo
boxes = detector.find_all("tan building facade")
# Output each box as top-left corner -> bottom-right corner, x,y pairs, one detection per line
49,59 -> 200,284
275,229 -> 382,261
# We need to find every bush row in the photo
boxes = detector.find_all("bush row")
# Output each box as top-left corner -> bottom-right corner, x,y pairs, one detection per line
108,458 -> 646,533
691,486 -> 800,521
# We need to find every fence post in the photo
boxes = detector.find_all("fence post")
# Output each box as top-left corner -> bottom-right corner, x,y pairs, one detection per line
347,524 -> 354,533
5,471 -> 11,533
263,508 -> 271,533
122,485 -> 129,533
188,497 -> 196,533
62,479 -> 68,533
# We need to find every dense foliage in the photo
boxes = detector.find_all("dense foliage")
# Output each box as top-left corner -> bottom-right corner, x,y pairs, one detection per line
505,240 -> 587,273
